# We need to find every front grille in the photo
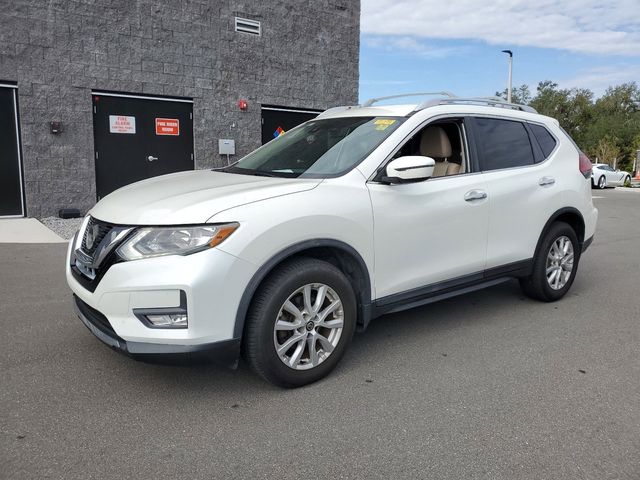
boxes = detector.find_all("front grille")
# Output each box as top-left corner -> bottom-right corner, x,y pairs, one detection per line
72,216 -> 130,293
82,217 -> 114,255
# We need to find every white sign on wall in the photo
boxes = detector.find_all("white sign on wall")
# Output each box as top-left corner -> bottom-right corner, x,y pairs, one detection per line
109,115 -> 136,134
218,139 -> 235,155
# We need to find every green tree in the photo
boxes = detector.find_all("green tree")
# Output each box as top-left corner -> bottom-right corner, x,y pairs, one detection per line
495,84 -> 531,104
585,83 -> 640,172
592,135 -> 622,166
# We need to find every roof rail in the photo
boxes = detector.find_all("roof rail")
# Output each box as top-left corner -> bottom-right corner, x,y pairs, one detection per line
362,91 -> 456,107
416,97 -> 538,114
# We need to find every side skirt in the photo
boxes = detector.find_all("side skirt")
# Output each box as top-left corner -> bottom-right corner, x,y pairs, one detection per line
372,259 -> 532,318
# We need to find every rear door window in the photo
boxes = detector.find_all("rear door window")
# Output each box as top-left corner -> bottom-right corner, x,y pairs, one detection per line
529,123 -> 557,159
473,118 -> 535,171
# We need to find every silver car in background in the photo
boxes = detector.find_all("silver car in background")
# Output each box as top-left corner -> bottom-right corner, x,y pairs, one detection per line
592,163 -> 632,189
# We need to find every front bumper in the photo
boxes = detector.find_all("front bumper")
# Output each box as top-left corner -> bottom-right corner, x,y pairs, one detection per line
66,234 -> 256,366
74,294 -> 241,366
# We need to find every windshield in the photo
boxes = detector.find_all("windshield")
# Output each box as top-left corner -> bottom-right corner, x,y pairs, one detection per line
223,116 -> 405,178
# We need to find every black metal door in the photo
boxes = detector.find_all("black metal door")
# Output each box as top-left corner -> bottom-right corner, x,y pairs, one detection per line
0,85 -> 24,217
93,93 -> 194,199
261,106 -> 320,145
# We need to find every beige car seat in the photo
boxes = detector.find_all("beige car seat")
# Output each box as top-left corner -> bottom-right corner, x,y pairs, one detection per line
419,126 -> 461,176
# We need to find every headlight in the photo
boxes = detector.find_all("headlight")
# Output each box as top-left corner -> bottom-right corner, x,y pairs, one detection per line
116,223 -> 239,261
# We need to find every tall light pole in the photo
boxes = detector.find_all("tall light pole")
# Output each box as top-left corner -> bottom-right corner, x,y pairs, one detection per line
502,50 -> 513,103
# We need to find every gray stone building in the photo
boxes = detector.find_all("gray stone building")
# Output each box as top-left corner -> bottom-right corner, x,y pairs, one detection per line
0,1 -> 360,218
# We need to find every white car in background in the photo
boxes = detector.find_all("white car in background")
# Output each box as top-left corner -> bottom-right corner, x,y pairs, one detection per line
591,163 -> 632,189
66,93 -> 598,387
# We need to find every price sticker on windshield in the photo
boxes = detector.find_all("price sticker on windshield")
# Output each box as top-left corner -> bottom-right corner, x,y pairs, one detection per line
374,119 -> 396,130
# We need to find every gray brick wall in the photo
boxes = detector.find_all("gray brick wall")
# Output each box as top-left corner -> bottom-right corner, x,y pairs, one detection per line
0,0 -> 360,217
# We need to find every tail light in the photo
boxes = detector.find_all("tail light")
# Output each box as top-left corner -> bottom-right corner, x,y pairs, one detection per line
578,151 -> 592,179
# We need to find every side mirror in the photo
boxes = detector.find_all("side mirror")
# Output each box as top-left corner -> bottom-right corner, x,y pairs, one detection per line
383,156 -> 435,184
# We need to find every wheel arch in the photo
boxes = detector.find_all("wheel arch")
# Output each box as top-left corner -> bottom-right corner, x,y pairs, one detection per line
534,207 -> 586,261
233,239 -> 373,340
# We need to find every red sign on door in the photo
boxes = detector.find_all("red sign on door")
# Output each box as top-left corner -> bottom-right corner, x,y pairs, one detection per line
155,118 -> 180,136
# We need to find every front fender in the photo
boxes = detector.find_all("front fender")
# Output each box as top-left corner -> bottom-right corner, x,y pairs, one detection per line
209,180 -> 376,336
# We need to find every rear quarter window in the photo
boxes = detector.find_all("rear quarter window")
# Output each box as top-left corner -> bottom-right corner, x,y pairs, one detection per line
529,123 -> 557,159
474,118 -> 535,171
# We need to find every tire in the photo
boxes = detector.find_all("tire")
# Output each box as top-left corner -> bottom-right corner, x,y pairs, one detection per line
243,257 -> 357,388
624,175 -> 631,186
597,175 -> 606,189
520,222 -> 580,302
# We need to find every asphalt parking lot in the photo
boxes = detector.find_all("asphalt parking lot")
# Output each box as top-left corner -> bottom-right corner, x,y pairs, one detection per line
1,189 -> 639,479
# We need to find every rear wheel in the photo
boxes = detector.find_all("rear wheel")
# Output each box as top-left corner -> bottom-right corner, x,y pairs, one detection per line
520,222 -> 580,302
243,257 -> 357,388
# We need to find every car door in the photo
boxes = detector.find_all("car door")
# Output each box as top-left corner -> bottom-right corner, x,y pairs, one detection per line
608,165 -> 625,185
367,117 -> 490,299
468,117 -> 560,270
603,165 -> 620,184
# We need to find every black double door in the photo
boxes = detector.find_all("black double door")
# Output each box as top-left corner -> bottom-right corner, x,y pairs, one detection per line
261,107 -> 320,145
0,86 -> 24,217
93,93 -> 194,199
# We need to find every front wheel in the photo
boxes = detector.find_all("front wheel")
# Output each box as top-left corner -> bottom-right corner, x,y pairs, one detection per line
243,257 -> 357,388
520,222 -> 580,302
597,175 -> 606,189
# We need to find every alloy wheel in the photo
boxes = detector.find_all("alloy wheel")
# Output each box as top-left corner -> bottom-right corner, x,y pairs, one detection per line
546,236 -> 574,290
273,283 -> 344,370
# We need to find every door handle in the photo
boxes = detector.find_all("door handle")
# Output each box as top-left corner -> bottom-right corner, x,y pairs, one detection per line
538,176 -> 555,186
464,190 -> 487,202
147,155 -> 158,162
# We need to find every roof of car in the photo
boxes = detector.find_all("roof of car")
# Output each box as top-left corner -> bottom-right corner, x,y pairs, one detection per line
316,93 -> 554,123
317,102 -> 555,125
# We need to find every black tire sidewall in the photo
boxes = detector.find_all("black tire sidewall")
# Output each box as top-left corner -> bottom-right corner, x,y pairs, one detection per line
245,259 -> 357,387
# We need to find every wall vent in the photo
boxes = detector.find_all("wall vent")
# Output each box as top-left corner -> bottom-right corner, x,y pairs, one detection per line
235,17 -> 261,36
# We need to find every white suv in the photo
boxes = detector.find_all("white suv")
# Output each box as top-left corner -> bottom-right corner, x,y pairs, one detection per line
67,94 -> 598,387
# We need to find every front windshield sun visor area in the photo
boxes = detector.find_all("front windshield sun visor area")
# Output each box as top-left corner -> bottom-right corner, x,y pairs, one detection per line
222,116 -> 405,178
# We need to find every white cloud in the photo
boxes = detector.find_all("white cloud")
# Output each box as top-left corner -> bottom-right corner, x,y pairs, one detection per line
561,65 -> 640,96
364,35 -> 468,57
360,79 -> 415,85
361,0 -> 640,56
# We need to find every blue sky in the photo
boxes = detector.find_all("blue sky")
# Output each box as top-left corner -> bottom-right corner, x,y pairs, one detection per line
359,0 -> 640,103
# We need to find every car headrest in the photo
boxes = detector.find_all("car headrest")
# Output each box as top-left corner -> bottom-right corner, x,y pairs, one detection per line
420,126 -> 452,158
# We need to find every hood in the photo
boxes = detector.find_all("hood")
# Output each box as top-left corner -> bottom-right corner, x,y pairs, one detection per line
89,170 -> 321,225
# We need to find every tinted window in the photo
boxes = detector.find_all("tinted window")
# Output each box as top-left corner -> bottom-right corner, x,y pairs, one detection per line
474,118 -> 535,171
529,123 -> 557,158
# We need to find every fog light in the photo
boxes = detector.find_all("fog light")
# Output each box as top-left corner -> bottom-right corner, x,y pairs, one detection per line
133,291 -> 189,329
145,313 -> 188,328
134,309 -> 188,329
